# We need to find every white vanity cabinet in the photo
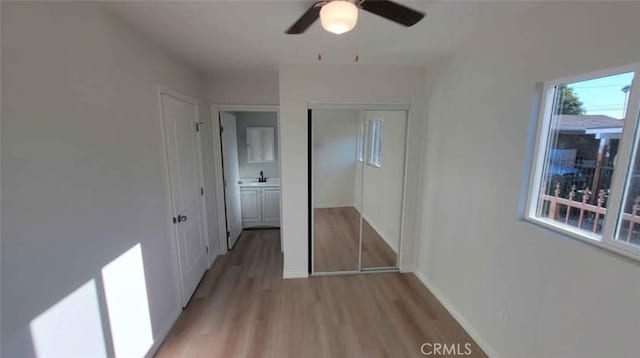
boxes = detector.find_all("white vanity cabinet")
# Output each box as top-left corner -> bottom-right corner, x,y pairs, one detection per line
240,188 -> 262,225
240,184 -> 280,228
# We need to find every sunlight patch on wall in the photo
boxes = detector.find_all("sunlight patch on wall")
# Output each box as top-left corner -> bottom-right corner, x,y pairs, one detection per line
101,243 -> 153,357
30,280 -> 107,358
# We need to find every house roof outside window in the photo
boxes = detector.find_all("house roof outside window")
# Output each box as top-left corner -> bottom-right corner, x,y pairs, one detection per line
555,114 -> 623,137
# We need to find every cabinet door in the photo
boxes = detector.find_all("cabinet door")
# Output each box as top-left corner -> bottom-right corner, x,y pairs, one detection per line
240,189 -> 261,224
261,188 -> 281,224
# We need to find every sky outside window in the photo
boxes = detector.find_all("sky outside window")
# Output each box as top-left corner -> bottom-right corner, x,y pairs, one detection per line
568,72 -> 634,119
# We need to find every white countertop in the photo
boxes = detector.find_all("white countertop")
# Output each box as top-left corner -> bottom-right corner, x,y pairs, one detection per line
238,178 -> 280,187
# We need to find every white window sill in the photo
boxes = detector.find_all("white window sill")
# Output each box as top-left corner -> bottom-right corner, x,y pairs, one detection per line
524,216 -> 640,263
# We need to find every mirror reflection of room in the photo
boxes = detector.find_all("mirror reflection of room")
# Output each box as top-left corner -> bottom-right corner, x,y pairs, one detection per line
312,108 -> 407,273
313,109 -> 362,272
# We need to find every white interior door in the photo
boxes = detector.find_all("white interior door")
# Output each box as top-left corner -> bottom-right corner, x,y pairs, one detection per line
220,112 -> 243,249
161,92 -> 207,306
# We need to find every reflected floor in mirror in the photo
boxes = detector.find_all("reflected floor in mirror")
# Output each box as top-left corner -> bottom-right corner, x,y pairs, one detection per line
313,207 -> 396,272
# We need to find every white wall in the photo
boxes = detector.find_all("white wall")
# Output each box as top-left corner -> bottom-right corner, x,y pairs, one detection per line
312,109 -> 360,208
206,72 -> 279,105
279,64 -> 426,278
417,2 -> 640,357
235,111 -> 279,179
1,2 -> 209,357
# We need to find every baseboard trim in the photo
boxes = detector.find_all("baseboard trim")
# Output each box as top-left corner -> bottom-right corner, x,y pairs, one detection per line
398,262 -> 415,273
145,308 -> 182,358
208,252 -> 220,268
283,270 -> 308,279
414,271 -> 500,358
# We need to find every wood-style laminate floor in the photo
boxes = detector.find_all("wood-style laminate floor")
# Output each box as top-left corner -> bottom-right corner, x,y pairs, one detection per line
313,207 -> 396,272
155,229 -> 486,358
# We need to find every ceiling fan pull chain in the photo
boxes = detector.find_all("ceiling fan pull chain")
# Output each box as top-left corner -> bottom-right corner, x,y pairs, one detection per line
354,18 -> 360,62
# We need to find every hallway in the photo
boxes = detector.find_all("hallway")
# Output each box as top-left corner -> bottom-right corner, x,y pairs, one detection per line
155,229 -> 485,357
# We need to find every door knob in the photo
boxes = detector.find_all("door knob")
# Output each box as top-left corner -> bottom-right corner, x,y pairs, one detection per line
177,215 -> 188,223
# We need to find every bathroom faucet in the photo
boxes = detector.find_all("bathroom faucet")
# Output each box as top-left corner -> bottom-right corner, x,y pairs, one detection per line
258,171 -> 267,183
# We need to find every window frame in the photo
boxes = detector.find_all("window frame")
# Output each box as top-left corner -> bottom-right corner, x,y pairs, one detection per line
525,62 -> 640,261
367,118 -> 383,168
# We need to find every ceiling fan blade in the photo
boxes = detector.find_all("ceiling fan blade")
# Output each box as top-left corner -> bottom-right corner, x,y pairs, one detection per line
360,0 -> 425,27
285,2 -> 323,34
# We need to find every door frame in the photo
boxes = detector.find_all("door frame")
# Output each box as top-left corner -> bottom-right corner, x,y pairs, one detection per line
307,102 -> 411,276
157,86 -> 210,306
210,104 -> 280,254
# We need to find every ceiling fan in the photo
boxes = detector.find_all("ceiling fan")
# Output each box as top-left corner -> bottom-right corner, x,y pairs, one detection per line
286,0 -> 425,35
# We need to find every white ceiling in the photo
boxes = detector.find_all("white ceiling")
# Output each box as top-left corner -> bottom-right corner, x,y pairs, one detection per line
108,1 -> 534,76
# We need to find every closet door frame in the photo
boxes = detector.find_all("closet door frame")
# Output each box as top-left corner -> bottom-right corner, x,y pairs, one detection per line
308,103 -> 411,276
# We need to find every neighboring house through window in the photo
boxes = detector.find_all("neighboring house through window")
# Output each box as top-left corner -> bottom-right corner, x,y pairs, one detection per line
525,63 -> 640,260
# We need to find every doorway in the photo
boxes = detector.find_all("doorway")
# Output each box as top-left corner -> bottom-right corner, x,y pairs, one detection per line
158,88 -> 209,307
308,105 -> 409,275
212,106 -> 281,252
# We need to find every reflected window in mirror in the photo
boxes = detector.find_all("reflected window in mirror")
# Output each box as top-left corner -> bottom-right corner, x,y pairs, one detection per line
357,120 -> 365,162
368,119 -> 383,168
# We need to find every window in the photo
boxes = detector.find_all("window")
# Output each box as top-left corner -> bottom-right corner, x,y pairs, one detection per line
526,64 -> 640,259
368,119 -> 383,167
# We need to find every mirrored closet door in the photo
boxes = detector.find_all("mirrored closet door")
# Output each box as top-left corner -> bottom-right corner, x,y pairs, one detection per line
311,109 -> 364,272
310,107 -> 408,274
360,110 -> 407,269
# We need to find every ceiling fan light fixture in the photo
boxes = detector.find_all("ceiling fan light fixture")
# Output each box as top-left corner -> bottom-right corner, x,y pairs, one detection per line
320,0 -> 358,35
